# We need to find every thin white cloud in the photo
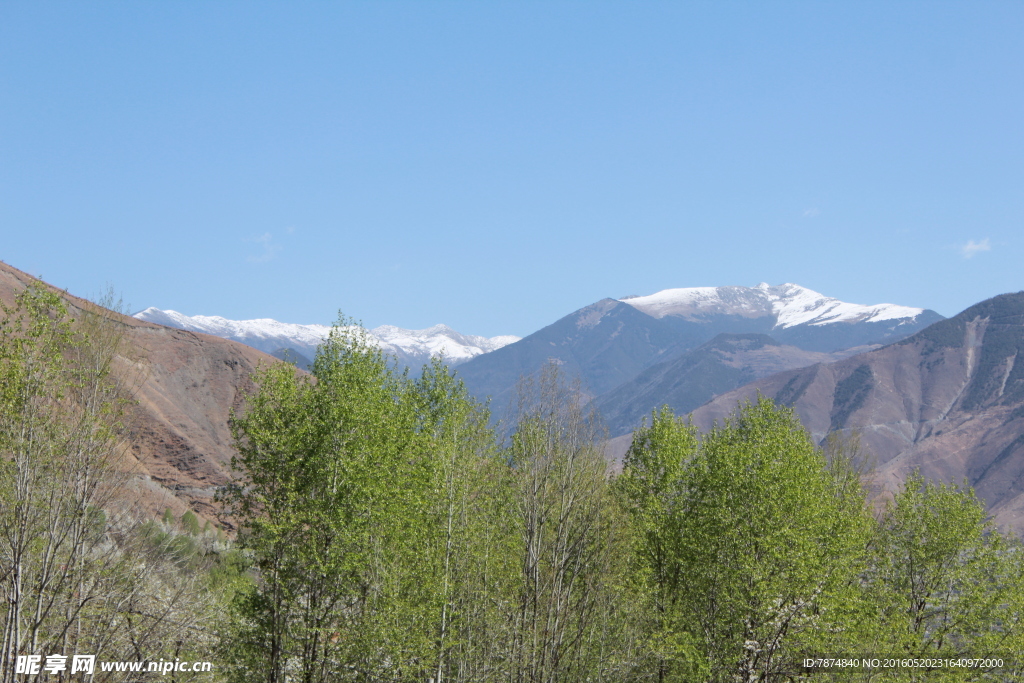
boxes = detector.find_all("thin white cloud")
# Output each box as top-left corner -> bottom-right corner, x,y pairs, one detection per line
246,232 -> 283,263
802,207 -> 820,218
959,238 -> 991,259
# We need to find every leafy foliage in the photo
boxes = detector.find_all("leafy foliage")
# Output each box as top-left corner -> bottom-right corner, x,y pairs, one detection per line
864,474 -> 1024,680
619,398 -> 873,682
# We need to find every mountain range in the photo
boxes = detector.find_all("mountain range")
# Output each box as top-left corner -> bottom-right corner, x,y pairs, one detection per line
454,283 -> 943,426
137,284 -> 944,436
133,308 -> 520,369
13,258 -> 1024,533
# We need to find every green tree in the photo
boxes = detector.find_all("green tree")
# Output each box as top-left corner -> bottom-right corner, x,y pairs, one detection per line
616,408 -> 709,681
504,365 -> 632,683
223,322 -> 498,682
620,397 -> 872,682
409,357 -> 502,682
864,473 -> 1024,681
181,510 -> 201,535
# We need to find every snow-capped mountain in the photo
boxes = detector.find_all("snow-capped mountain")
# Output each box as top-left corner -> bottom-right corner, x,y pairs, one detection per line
370,324 -> 520,363
455,283 -> 943,421
620,283 -> 926,328
132,308 -> 519,368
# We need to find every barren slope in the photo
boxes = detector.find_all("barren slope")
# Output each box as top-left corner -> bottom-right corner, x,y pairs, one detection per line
689,292 -> 1024,530
0,261 -> 278,524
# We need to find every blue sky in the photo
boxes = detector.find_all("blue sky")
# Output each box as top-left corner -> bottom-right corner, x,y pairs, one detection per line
2,2 -> 1022,336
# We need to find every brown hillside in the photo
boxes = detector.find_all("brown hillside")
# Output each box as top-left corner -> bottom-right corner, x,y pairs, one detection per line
690,292 -> 1024,531
0,261 -> 281,524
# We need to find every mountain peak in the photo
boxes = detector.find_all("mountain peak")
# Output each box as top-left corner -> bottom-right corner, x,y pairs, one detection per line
619,283 -> 928,330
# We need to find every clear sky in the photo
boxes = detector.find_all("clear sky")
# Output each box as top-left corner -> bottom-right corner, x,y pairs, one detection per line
2,2 -> 1022,337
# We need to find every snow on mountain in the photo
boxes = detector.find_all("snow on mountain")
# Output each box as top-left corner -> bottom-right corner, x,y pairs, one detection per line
372,324 -> 520,361
620,283 -> 926,329
132,308 -> 519,366
134,309 -> 332,356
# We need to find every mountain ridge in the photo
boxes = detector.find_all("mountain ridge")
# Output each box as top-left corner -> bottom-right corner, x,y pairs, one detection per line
0,262 -> 285,526
457,283 -> 943,422
133,307 -> 520,368
687,291 -> 1024,530
592,332 -> 874,436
